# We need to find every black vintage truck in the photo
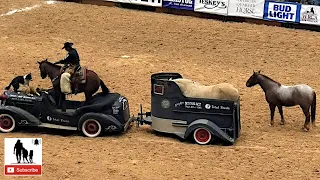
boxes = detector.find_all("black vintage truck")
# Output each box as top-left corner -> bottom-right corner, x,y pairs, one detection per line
0,89 -> 134,137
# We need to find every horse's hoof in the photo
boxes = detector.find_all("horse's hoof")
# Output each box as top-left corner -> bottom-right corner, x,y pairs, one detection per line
269,123 -> 274,127
280,122 -> 285,125
301,127 -> 309,132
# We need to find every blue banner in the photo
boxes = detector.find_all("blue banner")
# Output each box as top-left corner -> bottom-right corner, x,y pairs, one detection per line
264,1 -> 301,23
162,0 -> 194,11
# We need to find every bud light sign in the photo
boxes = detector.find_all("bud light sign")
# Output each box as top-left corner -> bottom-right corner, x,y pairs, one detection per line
264,1 -> 301,23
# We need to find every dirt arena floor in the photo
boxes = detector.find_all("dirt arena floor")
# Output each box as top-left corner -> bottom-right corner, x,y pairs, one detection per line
1,0 -> 320,179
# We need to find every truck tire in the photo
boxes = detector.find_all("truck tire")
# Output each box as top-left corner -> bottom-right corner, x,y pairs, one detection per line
0,113 -> 17,133
81,118 -> 102,138
193,127 -> 212,145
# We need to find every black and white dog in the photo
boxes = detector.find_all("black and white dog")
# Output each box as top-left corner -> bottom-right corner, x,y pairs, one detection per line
5,73 -> 33,92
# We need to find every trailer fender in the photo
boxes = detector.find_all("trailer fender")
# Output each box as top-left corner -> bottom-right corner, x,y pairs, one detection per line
184,119 -> 235,144
0,106 -> 41,126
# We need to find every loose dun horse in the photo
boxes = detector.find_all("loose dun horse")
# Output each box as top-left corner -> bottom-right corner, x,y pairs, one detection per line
171,78 -> 239,102
37,59 -> 110,109
246,70 -> 316,132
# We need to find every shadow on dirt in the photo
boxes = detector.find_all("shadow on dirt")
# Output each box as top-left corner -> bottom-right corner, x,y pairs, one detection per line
16,126 -> 124,138
143,127 -> 231,146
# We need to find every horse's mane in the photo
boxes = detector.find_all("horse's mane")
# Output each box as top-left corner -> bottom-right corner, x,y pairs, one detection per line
43,61 -> 61,69
259,74 -> 281,86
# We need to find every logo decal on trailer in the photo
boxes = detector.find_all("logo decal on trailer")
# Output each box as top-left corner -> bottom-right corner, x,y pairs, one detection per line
161,99 -> 171,109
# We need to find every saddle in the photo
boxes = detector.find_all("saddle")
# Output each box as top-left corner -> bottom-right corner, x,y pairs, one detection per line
72,66 -> 87,84
60,65 -> 87,84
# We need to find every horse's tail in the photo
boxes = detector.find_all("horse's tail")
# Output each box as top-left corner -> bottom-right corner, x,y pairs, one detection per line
5,81 -> 12,90
100,79 -> 110,95
311,91 -> 316,123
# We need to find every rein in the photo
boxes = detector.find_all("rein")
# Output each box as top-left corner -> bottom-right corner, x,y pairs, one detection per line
48,64 -> 64,83
52,76 -> 59,82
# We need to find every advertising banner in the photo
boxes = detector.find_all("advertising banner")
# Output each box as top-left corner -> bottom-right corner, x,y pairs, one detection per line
131,0 -> 162,7
163,0 -> 195,11
300,5 -> 320,26
194,0 -> 229,16
227,0 -> 265,19
264,1 -> 301,23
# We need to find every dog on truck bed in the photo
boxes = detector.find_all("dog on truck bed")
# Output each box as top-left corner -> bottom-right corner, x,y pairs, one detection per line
19,86 -> 41,96
5,73 -> 33,92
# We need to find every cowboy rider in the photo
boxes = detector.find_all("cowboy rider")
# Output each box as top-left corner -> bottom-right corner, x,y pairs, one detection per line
54,42 -> 81,94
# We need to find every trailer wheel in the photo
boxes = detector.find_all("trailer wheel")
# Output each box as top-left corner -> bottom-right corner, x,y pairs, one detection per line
0,114 -> 16,133
81,119 -> 102,138
193,127 -> 212,145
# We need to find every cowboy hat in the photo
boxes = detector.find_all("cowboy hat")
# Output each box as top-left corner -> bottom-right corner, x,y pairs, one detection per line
62,42 -> 73,49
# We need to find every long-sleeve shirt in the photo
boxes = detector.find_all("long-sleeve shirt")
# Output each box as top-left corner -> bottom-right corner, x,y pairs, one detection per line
57,48 -> 80,66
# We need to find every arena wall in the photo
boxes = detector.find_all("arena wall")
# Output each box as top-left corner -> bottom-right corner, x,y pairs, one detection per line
56,0 -> 320,32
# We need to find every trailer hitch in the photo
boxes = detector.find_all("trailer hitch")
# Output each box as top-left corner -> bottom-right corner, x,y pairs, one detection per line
136,104 -> 151,127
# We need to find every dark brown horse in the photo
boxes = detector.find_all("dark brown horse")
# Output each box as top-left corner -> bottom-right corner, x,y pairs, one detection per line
246,70 -> 316,132
37,59 -> 109,109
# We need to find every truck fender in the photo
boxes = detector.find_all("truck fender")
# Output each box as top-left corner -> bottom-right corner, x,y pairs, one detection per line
0,105 -> 41,126
184,119 -> 235,145
78,113 -> 123,132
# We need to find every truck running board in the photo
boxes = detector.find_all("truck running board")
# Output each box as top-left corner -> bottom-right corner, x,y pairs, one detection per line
38,123 -> 77,131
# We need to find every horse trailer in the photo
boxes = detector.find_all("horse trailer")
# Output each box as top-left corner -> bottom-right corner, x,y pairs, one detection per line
136,72 -> 241,145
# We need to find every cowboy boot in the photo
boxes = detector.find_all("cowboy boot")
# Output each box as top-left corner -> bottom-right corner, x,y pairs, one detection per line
74,82 -> 79,95
72,87 -> 79,95
74,88 -> 79,95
